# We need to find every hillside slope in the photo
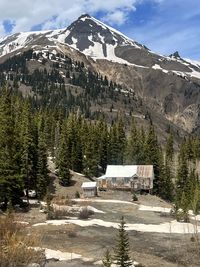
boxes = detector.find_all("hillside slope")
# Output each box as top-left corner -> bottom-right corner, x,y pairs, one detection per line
0,14 -> 200,135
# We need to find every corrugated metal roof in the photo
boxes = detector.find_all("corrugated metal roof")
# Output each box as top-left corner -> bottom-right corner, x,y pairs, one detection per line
137,165 -> 154,178
81,182 -> 97,188
104,165 -> 153,178
105,165 -> 137,177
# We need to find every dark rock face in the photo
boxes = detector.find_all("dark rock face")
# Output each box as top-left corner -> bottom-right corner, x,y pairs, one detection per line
65,14 -> 132,51
169,51 -> 181,59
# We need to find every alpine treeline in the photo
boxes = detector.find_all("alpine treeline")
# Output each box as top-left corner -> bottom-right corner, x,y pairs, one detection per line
0,49 -> 131,118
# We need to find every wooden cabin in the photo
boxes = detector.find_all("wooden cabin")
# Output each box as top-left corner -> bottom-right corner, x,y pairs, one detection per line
97,165 -> 154,192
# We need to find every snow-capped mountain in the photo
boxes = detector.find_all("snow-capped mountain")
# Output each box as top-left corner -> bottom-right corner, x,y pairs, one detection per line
0,14 -> 200,75
0,14 -> 142,62
1,14 -> 200,134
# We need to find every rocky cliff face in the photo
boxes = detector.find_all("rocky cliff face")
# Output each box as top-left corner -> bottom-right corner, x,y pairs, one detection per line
1,14 -> 200,133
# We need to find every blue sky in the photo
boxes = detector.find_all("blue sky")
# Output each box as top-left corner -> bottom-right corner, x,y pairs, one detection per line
0,0 -> 200,60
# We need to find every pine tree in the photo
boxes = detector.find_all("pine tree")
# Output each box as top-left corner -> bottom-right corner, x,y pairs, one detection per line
109,119 -> 126,165
98,120 -> 108,172
159,158 -> 174,201
102,249 -> 112,267
126,118 -> 141,164
36,119 -> 49,199
165,132 -> 174,163
20,102 -> 37,201
114,216 -> 132,267
145,124 -> 161,195
0,88 -> 23,207
83,125 -> 99,177
57,120 -> 71,186
176,150 -> 188,207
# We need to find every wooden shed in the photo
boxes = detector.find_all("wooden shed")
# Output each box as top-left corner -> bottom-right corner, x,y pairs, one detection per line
81,182 -> 97,197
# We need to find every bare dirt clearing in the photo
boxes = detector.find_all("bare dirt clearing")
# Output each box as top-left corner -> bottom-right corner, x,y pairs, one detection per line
11,166 -> 200,267
16,189 -> 199,267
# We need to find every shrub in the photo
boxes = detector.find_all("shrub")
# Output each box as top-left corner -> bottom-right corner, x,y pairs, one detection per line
75,191 -> 80,198
53,195 -> 71,205
54,208 -> 70,219
0,214 -> 43,267
68,231 -> 77,238
132,193 -> 138,202
78,207 -> 94,219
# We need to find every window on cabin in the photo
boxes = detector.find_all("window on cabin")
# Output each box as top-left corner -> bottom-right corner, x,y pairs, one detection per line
124,177 -> 130,184
112,177 -> 116,184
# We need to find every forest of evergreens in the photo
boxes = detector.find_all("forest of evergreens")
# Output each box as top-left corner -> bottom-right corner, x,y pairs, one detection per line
0,49 -> 200,219
0,49 -> 132,116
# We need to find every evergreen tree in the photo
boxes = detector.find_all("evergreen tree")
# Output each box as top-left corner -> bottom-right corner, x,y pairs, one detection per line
0,88 -> 23,207
57,120 -> 71,186
145,124 -> 161,195
126,118 -> 141,164
109,119 -> 126,165
98,121 -> 108,172
114,216 -> 132,267
175,150 -> 189,207
20,102 -> 37,201
36,119 -> 49,199
165,132 -> 174,163
83,125 -> 99,177
159,158 -> 174,201
102,249 -> 112,267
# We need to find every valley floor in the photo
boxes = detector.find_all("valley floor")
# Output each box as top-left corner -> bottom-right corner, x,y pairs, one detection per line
14,177 -> 200,267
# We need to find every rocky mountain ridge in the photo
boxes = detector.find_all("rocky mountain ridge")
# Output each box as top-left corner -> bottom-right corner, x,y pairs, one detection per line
0,14 -> 200,134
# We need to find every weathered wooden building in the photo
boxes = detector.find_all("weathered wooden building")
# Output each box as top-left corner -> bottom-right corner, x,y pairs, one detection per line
81,182 -> 97,197
97,165 -> 154,192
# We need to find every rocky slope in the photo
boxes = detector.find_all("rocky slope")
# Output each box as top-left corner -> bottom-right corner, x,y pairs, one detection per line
0,14 -> 200,134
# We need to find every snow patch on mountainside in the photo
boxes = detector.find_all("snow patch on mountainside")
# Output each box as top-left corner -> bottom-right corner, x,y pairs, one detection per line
90,16 -> 141,49
0,30 -> 50,57
184,58 -> 200,68
152,64 -> 169,73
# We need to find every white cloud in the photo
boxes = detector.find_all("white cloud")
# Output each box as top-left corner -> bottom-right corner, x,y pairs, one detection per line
125,0 -> 200,60
0,0 -> 141,36
0,21 -> 6,37
102,10 -> 132,25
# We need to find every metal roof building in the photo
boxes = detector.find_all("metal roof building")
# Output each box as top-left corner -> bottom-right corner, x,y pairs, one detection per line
98,165 -> 154,192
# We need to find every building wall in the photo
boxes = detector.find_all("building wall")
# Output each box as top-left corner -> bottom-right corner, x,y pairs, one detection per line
98,176 -> 153,190
83,188 -> 97,197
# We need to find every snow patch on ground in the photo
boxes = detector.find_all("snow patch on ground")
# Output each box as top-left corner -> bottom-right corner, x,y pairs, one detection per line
15,221 -> 29,225
73,198 -> 137,205
33,218 -> 200,234
36,247 -> 140,266
51,204 -> 105,214
138,205 -> 171,213
191,214 -> 200,221
45,248 -> 82,261
73,171 -> 85,176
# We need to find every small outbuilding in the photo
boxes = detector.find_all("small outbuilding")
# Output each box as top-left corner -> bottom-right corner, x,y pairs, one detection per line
81,182 -> 97,198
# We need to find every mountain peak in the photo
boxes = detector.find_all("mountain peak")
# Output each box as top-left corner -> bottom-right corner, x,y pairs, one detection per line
169,51 -> 181,59
63,14 -> 143,63
78,14 -> 91,20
